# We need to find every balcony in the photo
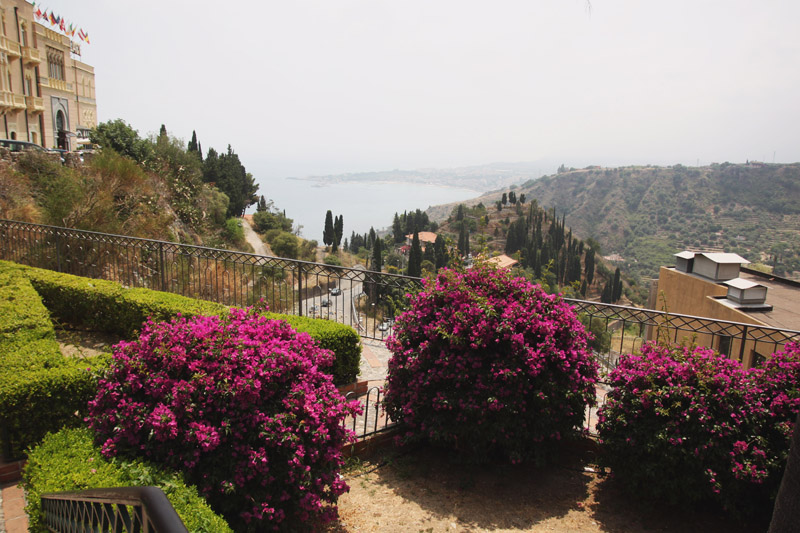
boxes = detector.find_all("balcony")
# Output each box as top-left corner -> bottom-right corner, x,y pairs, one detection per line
41,77 -> 72,92
22,46 -> 41,65
26,95 -> 44,113
0,91 -> 25,111
10,93 -> 26,110
0,36 -> 21,58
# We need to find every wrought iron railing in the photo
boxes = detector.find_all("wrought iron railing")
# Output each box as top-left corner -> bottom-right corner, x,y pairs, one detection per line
40,486 -> 188,533
0,219 -> 421,340
2,218 -> 799,354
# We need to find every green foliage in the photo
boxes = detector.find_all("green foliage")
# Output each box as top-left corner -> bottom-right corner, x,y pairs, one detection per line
0,261 -> 105,459
252,208 -> 293,233
90,119 -> 153,163
270,231 -> 299,259
224,218 -> 245,246
23,428 -> 232,533
202,146 -> 258,218
22,264 -> 227,339
578,314 -> 612,353
324,254 -> 342,266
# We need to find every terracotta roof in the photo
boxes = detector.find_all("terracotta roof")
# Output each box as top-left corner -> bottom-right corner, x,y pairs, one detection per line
405,231 -> 438,244
487,254 -> 518,269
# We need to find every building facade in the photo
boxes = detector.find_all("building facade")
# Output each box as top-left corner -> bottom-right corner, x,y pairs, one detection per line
0,0 -> 96,149
649,251 -> 800,368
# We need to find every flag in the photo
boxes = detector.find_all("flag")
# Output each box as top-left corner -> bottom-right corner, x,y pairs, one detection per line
84,32 -> 89,44
49,13 -> 56,25
35,7 -> 42,18
59,18 -> 65,31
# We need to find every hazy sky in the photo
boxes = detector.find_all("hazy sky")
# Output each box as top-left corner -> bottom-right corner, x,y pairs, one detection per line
45,0 -> 800,178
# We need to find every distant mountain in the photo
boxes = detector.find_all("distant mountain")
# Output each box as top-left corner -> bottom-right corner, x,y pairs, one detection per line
427,162 -> 800,281
294,161 -> 554,192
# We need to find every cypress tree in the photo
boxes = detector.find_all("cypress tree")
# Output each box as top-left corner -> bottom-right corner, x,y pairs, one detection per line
371,238 -> 382,272
612,267 -> 623,303
434,235 -> 448,270
408,231 -> 422,277
601,281 -> 612,304
501,192 -> 508,207
334,215 -> 343,248
392,213 -> 404,243
323,210 -> 334,247
519,193 -> 526,204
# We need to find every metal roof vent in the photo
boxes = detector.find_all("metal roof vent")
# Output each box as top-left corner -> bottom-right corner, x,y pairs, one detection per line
723,278 -> 768,306
693,252 -> 750,282
674,251 -> 695,273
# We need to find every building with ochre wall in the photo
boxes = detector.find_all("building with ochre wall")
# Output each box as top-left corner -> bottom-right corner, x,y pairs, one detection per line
650,251 -> 800,368
0,0 -> 96,149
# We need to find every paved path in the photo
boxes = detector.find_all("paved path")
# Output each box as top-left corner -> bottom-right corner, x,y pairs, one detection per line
240,216 -> 272,256
1,483 -> 25,533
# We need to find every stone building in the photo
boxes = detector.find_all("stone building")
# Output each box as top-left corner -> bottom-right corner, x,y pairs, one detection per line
0,0 -> 96,149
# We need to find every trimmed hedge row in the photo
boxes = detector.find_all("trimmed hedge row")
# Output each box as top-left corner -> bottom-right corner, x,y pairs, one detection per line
21,264 -> 360,384
0,262 -> 104,459
23,427 -> 232,533
22,265 -> 227,339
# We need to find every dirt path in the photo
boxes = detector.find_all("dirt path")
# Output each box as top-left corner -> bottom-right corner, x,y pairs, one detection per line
325,444 -> 758,533
241,217 -> 273,256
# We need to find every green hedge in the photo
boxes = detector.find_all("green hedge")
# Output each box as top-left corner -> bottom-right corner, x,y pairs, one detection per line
17,262 -> 361,384
21,264 -> 226,338
23,428 -> 232,533
0,262 -> 103,459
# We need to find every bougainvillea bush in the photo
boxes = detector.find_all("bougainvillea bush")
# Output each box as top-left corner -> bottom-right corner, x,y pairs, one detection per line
87,308 -> 360,532
596,342 -> 800,517
383,264 -> 599,463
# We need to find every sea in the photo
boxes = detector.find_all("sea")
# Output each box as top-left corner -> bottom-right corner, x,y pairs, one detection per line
252,178 -> 481,243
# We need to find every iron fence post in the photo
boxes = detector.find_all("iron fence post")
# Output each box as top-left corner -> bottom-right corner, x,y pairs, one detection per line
739,325 -> 748,362
159,242 -> 166,292
298,263 -> 303,317
54,232 -> 62,272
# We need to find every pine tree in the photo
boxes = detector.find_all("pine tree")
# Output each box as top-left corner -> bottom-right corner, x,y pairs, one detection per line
323,210 -> 334,247
408,231 -> 422,277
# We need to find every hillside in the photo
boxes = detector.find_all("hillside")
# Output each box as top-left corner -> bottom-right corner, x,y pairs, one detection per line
429,163 -> 800,282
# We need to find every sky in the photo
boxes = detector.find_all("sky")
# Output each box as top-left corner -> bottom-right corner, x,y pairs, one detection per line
43,0 -> 800,179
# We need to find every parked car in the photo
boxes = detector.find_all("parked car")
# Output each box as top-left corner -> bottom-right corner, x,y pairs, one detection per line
321,299 -> 331,307
330,287 -> 342,296
0,139 -> 48,153
309,305 -> 319,314
378,322 -> 391,332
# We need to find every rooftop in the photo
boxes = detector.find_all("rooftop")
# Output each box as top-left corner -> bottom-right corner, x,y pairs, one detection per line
733,268 -> 800,331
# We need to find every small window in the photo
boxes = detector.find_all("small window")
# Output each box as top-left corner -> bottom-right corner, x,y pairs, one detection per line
718,335 -> 732,357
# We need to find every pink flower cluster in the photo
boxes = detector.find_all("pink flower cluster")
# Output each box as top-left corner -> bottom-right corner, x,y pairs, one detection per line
87,308 -> 360,531
383,265 -> 599,463
597,341 -> 800,516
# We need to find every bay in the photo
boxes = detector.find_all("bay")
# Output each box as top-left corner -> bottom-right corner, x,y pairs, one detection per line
254,178 -> 481,243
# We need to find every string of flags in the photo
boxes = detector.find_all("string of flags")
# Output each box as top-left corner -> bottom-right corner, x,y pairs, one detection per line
30,3 -> 90,44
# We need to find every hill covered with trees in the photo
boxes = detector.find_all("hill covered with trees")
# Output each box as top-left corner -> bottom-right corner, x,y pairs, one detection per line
432,162 -> 800,283
0,120 -> 261,252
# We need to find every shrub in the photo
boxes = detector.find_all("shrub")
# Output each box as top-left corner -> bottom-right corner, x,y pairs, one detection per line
87,307 -> 359,531
0,262 -> 105,459
383,264 -> 598,463
224,217 -> 245,245
596,342 -> 800,517
23,427 -> 232,533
